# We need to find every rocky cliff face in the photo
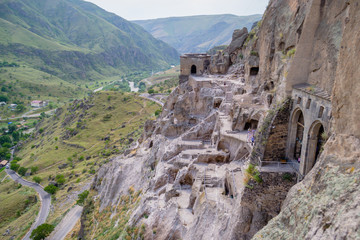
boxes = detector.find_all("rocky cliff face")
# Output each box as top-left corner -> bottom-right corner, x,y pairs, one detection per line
254,1 -> 360,238
79,0 -> 360,239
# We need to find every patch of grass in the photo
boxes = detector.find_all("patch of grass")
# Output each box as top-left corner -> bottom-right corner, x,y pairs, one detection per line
0,179 -> 39,238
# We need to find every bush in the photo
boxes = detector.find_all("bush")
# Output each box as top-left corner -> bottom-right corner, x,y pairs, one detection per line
33,176 -> 42,184
148,89 -> 155,94
55,174 -> 65,185
44,185 -> 58,195
18,167 -> 28,176
76,190 -> 89,206
154,109 -> 162,117
10,162 -> 20,172
30,223 -> 54,240
31,166 -> 39,174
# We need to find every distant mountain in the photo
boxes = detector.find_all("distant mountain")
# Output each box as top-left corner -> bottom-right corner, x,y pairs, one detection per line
0,0 -> 179,81
133,14 -> 262,54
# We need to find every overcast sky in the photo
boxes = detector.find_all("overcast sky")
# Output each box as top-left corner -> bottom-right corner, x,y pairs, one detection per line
85,0 -> 269,20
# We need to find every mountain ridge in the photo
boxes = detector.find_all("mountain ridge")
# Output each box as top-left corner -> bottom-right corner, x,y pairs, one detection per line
133,14 -> 262,53
0,0 -> 179,81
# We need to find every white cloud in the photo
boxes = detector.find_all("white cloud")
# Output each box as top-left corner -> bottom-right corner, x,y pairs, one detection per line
84,0 -> 269,20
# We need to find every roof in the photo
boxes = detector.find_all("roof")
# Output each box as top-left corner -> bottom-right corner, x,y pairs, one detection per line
293,83 -> 331,101
31,100 -> 43,104
0,160 -> 8,165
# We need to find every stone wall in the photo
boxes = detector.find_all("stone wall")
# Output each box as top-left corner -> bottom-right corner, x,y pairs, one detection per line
229,171 -> 297,239
263,100 -> 291,162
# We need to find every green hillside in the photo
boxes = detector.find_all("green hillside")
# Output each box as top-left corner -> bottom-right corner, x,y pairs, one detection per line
133,14 -> 262,54
6,92 -> 160,234
0,0 -> 179,81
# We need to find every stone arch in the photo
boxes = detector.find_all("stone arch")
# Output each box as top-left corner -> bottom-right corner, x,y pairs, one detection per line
191,65 -> 197,75
288,108 -> 305,161
304,121 -> 325,174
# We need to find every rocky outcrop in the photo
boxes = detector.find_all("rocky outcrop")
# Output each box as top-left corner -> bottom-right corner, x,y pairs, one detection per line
253,1 -> 360,238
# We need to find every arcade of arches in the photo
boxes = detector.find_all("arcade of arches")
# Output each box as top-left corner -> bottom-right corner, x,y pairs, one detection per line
284,85 -> 332,176
287,108 -> 327,176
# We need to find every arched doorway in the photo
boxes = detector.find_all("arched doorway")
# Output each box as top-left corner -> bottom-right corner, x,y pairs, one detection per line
294,111 -> 304,160
191,65 -> 197,75
305,122 -> 325,174
288,108 -> 305,163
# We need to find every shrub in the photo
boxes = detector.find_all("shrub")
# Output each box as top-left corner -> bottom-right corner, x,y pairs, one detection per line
154,109 -> 162,117
250,51 -> 259,57
102,114 -> 112,121
286,48 -> 296,58
55,174 -> 66,185
10,162 -> 20,171
31,166 -> 39,174
76,190 -> 90,206
55,146 -> 58,150
282,173 -> 293,181
33,176 -> 42,184
44,185 -> 58,195
18,167 -> 28,176
30,223 -> 54,240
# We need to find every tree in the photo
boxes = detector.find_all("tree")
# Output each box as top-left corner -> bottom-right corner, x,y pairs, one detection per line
10,162 -> 20,172
15,104 -> 26,112
8,124 -> 16,134
12,131 -> 20,142
33,176 -> 42,184
0,95 -> 8,102
0,147 -> 10,159
31,166 -> 39,174
44,185 -> 58,195
30,223 -> 54,240
18,167 -> 28,176
76,190 -> 89,206
148,89 -> 155,94
0,135 -> 11,145
2,142 -> 11,148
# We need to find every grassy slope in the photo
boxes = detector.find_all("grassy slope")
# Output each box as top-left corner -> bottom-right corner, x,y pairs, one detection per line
14,92 -> 160,225
134,14 -> 262,53
0,0 -> 179,82
0,171 -> 40,240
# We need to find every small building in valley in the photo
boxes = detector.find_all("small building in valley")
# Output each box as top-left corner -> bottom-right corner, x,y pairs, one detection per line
31,100 -> 47,108
0,160 -> 8,168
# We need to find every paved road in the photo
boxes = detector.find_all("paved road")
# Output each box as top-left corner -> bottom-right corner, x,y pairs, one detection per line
47,205 -> 83,240
2,109 -> 55,121
140,93 -> 165,107
5,169 -> 51,240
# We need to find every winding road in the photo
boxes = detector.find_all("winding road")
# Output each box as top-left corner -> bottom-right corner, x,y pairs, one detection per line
5,169 -> 51,240
140,93 -> 165,107
47,205 -> 83,240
